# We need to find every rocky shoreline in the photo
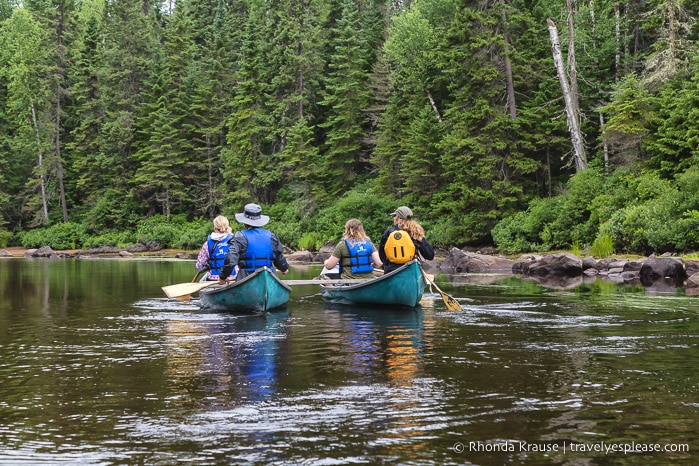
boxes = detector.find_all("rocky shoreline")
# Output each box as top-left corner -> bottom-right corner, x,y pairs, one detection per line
4,243 -> 699,295
439,248 -> 699,296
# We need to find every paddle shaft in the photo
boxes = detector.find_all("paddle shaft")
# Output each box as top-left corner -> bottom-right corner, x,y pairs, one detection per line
420,268 -> 462,311
375,267 -> 434,282
283,278 -> 370,286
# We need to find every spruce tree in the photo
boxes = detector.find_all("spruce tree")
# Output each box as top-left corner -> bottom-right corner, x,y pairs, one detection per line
435,0 -> 539,243
316,0 -> 373,200
0,8 -> 53,226
95,0 -> 161,215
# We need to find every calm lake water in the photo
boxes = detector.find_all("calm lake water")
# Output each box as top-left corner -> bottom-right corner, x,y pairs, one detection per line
0,258 -> 697,465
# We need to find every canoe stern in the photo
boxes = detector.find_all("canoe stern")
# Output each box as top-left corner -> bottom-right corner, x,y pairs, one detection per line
199,267 -> 291,313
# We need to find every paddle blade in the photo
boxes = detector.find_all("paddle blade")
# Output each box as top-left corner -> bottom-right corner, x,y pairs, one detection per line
439,290 -> 462,311
161,280 -> 217,298
420,267 -> 462,311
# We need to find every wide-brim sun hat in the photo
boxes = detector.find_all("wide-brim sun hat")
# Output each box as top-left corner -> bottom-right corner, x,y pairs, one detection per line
235,203 -> 270,227
390,206 -> 413,220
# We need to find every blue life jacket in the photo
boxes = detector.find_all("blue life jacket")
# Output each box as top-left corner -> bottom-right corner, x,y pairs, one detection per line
241,228 -> 274,273
343,239 -> 374,274
206,234 -> 233,277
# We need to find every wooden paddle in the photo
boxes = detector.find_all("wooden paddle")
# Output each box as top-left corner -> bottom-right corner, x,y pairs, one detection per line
419,267 -> 462,311
177,271 -> 201,301
162,280 -> 219,298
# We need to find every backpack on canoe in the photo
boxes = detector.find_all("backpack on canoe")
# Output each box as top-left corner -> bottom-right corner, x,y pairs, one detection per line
384,230 -> 416,264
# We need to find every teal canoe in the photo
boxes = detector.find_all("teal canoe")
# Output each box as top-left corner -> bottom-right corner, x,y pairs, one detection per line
320,260 -> 425,308
199,267 -> 291,313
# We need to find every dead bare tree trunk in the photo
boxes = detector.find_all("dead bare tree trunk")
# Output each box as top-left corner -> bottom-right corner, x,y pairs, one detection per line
55,0 -> 68,223
566,0 -> 580,114
426,90 -> 442,123
599,111 -> 609,171
31,104 -> 49,225
500,3 -> 516,120
547,18 -> 587,172
615,3 -> 621,80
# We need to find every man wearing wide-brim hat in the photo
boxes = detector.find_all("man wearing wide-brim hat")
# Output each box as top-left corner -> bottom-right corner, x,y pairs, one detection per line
219,203 -> 290,282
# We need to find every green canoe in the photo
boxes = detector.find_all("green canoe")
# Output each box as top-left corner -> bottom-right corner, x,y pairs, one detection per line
320,260 -> 425,308
199,266 -> 291,313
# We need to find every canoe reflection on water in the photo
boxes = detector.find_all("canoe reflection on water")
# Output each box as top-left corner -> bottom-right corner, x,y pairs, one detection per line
164,309 -> 290,402
162,304 -> 428,403
319,305 -> 426,386
316,304 -> 433,453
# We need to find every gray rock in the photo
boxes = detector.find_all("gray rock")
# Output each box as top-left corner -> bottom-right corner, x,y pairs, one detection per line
639,256 -> 685,281
443,248 -> 515,273
515,252 -> 583,277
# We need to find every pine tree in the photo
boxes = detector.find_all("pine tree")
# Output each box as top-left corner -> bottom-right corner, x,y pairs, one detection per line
644,52 -> 699,176
95,0 -> 161,214
222,0 -> 279,205
0,8 -> 53,226
434,0 -> 539,243
181,0 -> 243,218
599,73 -> 653,167
378,0 -> 452,201
67,1 -> 105,212
267,0 -> 327,201
316,0 -> 373,200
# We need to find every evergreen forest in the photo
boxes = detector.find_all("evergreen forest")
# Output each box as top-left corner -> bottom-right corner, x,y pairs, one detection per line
1,0 -> 698,255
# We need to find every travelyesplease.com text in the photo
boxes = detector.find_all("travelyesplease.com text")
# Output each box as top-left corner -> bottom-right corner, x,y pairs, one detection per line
453,440 -> 689,455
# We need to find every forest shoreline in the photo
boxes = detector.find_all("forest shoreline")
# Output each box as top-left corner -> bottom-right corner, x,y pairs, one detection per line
5,245 -> 699,296
0,245 -> 688,262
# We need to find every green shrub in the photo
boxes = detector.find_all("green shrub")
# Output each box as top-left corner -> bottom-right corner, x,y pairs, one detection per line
491,212 -> 536,254
598,209 -> 629,253
591,233 -> 614,258
423,217 -> 452,250
18,222 -> 88,249
676,210 -> 699,251
493,167 -> 693,255
82,231 -> 135,249
635,171 -> 674,201
617,198 -> 679,254
549,168 -> 605,248
492,197 -> 562,254
127,215 -> 213,249
298,232 -> 322,251
0,230 -> 12,248
312,187 -> 397,245
134,214 -> 186,248
266,202 -> 306,249
172,220 -> 211,250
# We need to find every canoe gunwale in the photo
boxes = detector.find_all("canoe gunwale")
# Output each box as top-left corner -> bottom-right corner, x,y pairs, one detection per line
319,260 -> 420,291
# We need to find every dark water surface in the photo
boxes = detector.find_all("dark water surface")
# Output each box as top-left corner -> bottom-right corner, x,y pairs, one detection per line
0,258 -> 697,465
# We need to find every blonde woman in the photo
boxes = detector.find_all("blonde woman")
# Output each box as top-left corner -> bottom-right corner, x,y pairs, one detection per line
195,215 -> 235,281
378,206 -> 435,273
324,218 -> 382,279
